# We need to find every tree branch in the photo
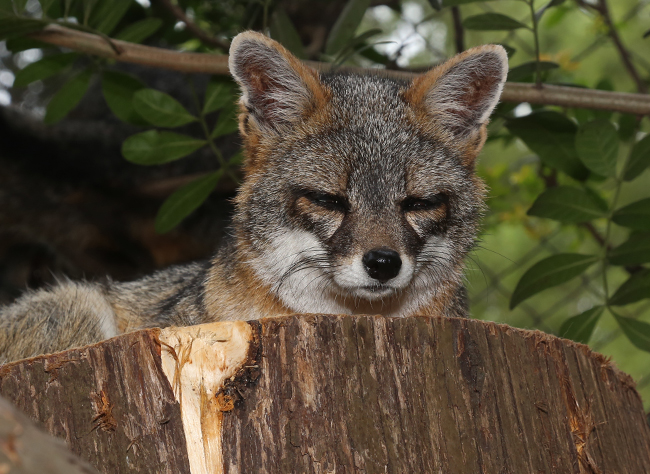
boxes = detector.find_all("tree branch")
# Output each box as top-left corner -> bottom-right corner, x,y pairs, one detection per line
30,24 -> 229,74
154,0 -> 230,51
576,0 -> 648,93
451,7 -> 465,53
497,82 -> 650,115
596,0 -> 648,93
29,24 -> 650,115
580,222 -> 644,275
538,173 -> 645,277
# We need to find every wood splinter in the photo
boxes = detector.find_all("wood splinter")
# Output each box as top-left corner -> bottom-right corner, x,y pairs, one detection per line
159,321 -> 256,474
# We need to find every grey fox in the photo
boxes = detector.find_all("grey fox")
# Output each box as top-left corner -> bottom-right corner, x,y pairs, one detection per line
0,31 -> 508,361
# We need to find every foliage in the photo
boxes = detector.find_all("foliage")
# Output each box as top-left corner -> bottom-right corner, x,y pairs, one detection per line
1,0 -> 650,399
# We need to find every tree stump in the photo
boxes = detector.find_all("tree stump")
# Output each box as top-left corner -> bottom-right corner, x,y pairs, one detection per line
0,314 -> 648,473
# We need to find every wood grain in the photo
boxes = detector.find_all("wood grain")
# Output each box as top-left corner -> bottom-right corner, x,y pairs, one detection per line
0,329 -> 191,473
221,315 -> 650,473
0,315 -> 648,473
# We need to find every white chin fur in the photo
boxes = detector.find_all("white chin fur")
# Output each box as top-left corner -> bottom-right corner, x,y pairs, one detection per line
249,229 -> 348,314
353,286 -> 397,300
332,254 -> 415,300
250,229 -> 454,316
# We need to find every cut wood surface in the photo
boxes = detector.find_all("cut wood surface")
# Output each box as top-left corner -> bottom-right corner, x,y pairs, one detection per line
159,322 -> 255,474
0,314 -> 649,473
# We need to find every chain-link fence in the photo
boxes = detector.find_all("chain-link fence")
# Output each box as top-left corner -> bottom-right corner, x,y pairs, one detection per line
467,225 -> 650,406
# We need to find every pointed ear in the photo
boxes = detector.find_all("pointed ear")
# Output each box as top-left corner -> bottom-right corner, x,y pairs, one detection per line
404,44 -> 508,144
228,31 -> 328,132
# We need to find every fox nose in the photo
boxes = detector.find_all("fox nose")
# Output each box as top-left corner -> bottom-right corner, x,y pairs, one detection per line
362,248 -> 402,283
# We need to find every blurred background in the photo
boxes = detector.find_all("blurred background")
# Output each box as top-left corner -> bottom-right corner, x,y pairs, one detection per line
1,0 -> 649,405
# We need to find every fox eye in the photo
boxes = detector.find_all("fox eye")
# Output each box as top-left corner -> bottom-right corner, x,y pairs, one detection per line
402,193 -> 448,212
305,191 -> 348,212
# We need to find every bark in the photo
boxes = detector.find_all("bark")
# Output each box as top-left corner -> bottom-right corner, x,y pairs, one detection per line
0,315 -> 649,474
29,25 -> 650,115
0,328 -> 191,473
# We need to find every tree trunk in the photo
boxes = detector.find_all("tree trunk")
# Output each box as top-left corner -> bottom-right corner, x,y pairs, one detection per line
0,315 -> 648,473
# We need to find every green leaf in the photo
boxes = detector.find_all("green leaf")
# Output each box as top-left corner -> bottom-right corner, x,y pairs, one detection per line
536,0 -> 566,21
64,0 -> 72,17
614,314 -> 650,352
583,186 -> 609,211
13,0 -> 27,12
43,0 -> 64,18
82,0 -> 98,26
353,28 -> 382,42
507,61 -> 558,82
122,131 -> 206,165
575,120 -> 619,177
527,186 -> 607,223
132,89 -> 197,128
610,270 -> 650,306
463,13 -> 528,31
334,45 -> 383,68
5,37 -> 48,52
155,171 -> 223,234
43,68 -> 93,124
559,306 -> 603,344
506,112 -> 589,180
608,233 -> 650,266
624,135 -> 650,181
269,8 -> 305,58
332,35 -> 388,66
210,101 -> 239,139
0,0 -> 12,13
89,0 -> 131,35
40,0 -> 57,16
358,44 -> 390,65
13,52 -> 77,87
510,254 -> 598,309
332,27 -> 382,59
0,18 -> 47,40
228,150 -> 245,166
612,198 -> 650,231
203,79 -> 235,115
12,0 -> 27,12
617,114 -> 637,142
595,78 -> 614,92
325,0 -> 371,55
115,18 -> 163,44
101,70 -> 147,125
442,0 -> 488,5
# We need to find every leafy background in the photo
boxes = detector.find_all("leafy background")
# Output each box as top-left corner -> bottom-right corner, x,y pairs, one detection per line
1,0 -> 650,404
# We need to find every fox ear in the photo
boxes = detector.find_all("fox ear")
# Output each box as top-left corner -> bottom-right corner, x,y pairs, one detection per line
405,44 -> 508,142
229,31 -> 327,132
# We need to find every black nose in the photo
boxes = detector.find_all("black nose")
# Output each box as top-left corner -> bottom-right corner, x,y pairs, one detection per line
362,248 -> 402,283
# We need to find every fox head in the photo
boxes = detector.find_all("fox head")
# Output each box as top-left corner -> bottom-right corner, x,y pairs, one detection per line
228,31 -> 507,317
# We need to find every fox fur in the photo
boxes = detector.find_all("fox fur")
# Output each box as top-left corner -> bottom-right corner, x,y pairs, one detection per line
0,31 -> 508,362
